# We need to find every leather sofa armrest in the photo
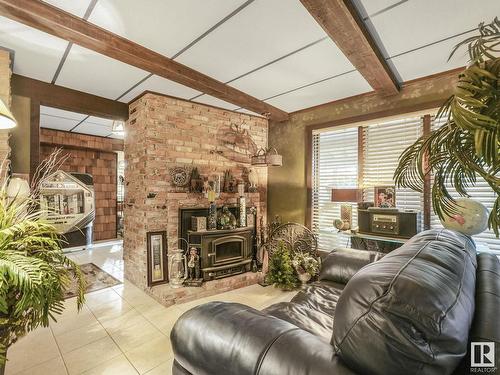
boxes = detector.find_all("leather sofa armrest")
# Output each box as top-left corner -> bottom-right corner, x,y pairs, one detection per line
319,248 -> 382,284
171,301 -> 354,375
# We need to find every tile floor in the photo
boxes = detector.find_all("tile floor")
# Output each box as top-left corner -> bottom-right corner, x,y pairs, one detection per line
6,241 -> 296,375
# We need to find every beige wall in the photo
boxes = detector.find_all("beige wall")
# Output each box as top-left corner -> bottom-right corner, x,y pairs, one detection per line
268,69 -> 461,226
10,95 -> 31,174
0,50 -> 11,173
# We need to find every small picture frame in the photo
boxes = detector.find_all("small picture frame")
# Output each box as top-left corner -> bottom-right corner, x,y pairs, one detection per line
374,186 -> 396,208
146,231 -> 168,287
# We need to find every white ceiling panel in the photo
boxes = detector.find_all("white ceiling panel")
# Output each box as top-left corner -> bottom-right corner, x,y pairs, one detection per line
40,106 -> 87,121
42,0 -> 92,18
354,0 -> 403,17
366,0 -> 500,57
230,39 -> 354,99
0,16 -> 68,82
57,44 -> 148,99
74,117 -> 114,137
88,0 -> 246,58
176,0 -> 327,82
193,95 -> 239,111
265,71 -> 372,113
390,32 -> 473,82
40,114 -> 80,131
119,75 -> 201,103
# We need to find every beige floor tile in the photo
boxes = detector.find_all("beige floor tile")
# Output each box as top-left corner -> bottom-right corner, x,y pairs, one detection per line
144,358 -> 173,375
55,322 -> 108,354
63,336 -> 122,375
88,298 -> 133,322
84,288 -> 121,310
81,355 -> 138,375
124,335 -> 173,374
5,327 -> 60,374
98,308 -> 145,331
109,319 -> 163,353
7,355 -> 68,375
51,306 -> 98,336
141,305 -> 185,335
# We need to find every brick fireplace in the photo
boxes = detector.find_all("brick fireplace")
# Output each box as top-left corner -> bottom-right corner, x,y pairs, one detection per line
123,93 -> 268,306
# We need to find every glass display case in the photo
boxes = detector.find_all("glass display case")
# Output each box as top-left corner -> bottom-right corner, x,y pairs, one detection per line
40,170 -> 95,250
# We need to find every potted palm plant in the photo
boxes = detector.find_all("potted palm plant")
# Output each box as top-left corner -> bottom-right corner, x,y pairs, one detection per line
0,156 -> 85,374
394,17 -> 500,236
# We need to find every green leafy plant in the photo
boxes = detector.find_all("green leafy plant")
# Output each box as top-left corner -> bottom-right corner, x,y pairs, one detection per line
394,17 -> 500,236
0,156 -> 86,371
292,252 -> 320,277
266,241 -> 299,290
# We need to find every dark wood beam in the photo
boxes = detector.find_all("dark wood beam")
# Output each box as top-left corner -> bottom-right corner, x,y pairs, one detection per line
0,0 -> 289,122
300,0 -> 399,94
29,99 -> 40,183
11,74 -> 128,120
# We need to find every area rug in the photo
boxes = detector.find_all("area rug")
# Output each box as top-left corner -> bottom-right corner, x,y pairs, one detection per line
64,263 -> 122,299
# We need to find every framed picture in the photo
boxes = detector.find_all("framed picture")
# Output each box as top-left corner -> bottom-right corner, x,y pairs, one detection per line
374,186 -> 396,208
146,231 -> 168,287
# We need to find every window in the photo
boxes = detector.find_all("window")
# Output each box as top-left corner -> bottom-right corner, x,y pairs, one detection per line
362,117 -> 424,218
430,117 -> 500,253
312,118 -> 423,251
311,114 -> 500,253
312,127 -> 358,251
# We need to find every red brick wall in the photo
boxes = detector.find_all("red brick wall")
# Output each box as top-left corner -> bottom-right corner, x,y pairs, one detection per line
124,93 -> 269,303
40,129 -> 124,241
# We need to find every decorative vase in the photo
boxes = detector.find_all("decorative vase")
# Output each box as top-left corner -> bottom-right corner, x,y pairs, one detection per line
298,272 -> 311,284
440,198 -> 489,235
238,197 -> 246,227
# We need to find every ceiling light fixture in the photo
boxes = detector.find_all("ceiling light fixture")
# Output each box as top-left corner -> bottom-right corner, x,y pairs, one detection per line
0,99 -> 17,129
112,120 -> 125,135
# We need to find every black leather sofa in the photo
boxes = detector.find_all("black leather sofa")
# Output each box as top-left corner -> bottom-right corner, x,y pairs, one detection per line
171,229 -> 500,374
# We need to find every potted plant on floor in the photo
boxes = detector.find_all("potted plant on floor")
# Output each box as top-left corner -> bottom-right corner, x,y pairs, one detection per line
0,156 -> 85,374
266,241 -> 299,290
394,17 -> 499,236
292,252 -> 320,284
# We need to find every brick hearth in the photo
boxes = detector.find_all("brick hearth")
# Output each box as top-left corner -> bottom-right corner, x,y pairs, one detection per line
123,93 -> 269,305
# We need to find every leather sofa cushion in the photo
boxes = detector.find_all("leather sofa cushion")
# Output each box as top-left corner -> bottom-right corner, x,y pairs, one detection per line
319,248 -> 382,284
263,281 -> 344,340
332,229 -> 477,375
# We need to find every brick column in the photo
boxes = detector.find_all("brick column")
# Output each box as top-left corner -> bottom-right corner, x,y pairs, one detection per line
0,50 -> 11,176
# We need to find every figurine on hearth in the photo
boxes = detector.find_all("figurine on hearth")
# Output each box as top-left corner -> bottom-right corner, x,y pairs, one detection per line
185,247 -> 203,286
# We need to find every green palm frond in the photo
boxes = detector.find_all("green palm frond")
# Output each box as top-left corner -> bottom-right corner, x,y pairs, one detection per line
0,176 -> 86,365
395,17 -> 499,237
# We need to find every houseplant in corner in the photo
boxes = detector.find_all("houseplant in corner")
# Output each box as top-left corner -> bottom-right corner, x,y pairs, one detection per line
394,17 -> 500,236
266,241 -> 299,290
0,156 -> 85,374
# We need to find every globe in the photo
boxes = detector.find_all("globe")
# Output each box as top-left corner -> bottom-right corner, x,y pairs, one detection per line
440,198 -> 489,236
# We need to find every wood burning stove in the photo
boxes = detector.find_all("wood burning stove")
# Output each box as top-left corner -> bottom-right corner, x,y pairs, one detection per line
180,207 -> 255,281
188,228 -> 252,280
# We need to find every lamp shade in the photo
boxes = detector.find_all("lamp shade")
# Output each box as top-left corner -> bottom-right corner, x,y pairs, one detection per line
331,188 -> 362,203
0,99 -> 16,129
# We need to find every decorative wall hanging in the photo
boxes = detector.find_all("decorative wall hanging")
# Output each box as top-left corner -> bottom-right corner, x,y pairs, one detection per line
169,166 -> 190,188
374,186 -> 396,208
147,231 -> 168,287
223,123 -> 258,156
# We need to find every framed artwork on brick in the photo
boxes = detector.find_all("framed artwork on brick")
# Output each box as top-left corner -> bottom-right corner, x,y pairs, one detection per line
146,231 -> 168,287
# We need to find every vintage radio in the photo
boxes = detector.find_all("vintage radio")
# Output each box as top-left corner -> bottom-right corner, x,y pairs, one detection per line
358,208 -> 421,239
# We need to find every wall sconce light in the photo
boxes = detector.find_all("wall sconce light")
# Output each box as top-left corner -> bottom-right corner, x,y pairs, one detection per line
112,120 -> 125,135
0,99 -> 16,129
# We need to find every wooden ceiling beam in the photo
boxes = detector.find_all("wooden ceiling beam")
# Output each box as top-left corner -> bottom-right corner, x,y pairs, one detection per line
0,0 -> 289,122
12,74 -> 129,120
300,0 -> 399,95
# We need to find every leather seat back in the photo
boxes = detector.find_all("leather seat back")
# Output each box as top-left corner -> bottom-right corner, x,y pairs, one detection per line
332,229 -> 477,375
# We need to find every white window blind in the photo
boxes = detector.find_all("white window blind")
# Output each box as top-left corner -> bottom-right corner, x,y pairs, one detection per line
363,117 -> 424,225
312,127 -> 358,251
430,117 -> 500,253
